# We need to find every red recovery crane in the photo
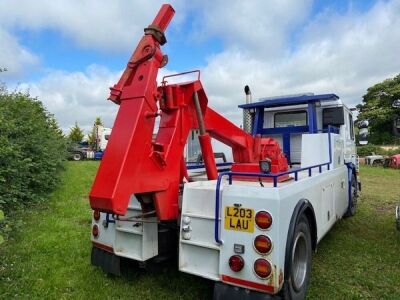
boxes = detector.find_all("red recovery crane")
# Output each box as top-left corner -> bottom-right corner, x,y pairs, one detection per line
89,4 -> 288,221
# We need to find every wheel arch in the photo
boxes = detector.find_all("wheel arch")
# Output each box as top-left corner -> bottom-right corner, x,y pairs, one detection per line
346,162 -> 357,198
284,198 -> 317,279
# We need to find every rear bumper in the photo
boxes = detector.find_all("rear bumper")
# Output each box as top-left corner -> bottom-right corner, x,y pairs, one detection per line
213,281 -> 280,300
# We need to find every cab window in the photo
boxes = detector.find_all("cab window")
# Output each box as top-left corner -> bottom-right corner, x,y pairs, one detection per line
274,111 -> 307,128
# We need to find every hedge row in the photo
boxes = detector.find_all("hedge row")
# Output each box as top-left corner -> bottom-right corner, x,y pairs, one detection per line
357,145 -> 400,157
0,90 -> 66,212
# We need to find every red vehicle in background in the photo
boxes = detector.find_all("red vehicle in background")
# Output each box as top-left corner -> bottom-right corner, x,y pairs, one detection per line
389,154 -> 400,168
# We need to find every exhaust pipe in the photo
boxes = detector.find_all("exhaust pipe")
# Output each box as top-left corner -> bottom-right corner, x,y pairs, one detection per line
243,85 -> 253,133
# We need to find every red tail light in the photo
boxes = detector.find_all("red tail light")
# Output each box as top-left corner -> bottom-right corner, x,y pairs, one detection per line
254,235 -> 272,254
255,211 -> 272,230
254,258 -> 272,279
229,255 -> 244,272
93,210 -> 101,221
92,225 -> 99,238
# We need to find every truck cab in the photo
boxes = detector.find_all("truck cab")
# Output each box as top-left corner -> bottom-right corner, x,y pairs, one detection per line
246,93 -> 357,169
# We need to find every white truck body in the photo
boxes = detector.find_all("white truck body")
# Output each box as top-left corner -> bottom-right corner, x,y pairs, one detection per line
179,133 -> 347,292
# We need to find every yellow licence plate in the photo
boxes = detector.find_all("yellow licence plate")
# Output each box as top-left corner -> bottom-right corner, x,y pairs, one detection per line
224,206 -> 254,233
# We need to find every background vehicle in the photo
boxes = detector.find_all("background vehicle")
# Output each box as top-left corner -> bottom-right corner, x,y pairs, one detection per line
68,142 -> 90,161
364,153 -> 385,166
88,5 -> 360,299
68,125 -> 111,160
388,154 -> 400,168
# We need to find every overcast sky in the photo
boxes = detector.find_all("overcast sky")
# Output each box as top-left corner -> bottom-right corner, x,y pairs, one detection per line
1,0 -> 399,134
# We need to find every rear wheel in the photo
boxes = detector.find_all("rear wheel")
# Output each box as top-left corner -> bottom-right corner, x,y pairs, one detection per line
282,215 -> 312,300
72,152 -> 83,161
344,174 -> 358,217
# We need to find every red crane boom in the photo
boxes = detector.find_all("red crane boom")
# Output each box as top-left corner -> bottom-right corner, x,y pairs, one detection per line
89,4 -> 288,220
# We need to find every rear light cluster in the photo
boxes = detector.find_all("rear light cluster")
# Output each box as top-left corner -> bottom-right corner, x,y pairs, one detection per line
253,210 -> 273,278
93,210 -> 101,221
254,235 -> 272,254
92,224 -> 99,238
228,210 -> 273,279
254,258 -> 272,278
229,255 -> 244,272
92,210 -> 101,238
255,211 -> 272,230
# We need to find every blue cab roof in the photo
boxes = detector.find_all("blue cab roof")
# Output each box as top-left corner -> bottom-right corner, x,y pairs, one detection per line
238,93 -> 339,109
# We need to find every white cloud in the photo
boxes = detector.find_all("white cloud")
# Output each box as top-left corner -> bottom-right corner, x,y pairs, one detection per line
0,27 -> 38,76
6,0 -> 400,133
20,65 -> 121,133
190,0 -> 313,58
0,0 -> 186,52
0,1 -> 187,77
18,65 -> 180,135
196,0 -> 400,125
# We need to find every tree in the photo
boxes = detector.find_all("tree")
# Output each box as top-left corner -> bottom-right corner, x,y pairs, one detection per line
356,74 -> 400,144
0,210 -> 4,245
68,122 -> 84,143
87,117 -> 103,148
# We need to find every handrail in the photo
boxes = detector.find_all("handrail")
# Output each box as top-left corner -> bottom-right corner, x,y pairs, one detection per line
214,126 -> 336,244
162,70 -> 201,84
186,162 -> 232,170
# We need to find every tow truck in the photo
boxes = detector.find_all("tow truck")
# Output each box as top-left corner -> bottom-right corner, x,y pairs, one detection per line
89,5 -> 360,299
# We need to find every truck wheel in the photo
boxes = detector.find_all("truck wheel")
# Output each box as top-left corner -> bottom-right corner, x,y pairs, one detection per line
282,215 -> 312,300
396,207 -> 400,231
344,174 -> 358,217
72,152 -> 83,161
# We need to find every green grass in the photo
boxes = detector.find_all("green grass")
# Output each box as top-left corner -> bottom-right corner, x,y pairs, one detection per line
0,163 -> 399,299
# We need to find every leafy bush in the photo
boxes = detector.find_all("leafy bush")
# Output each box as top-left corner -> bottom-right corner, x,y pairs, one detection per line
0,90 -> 66,213
0,209 -> 4,245
357,145 -> 400,157
384,147 -> 400,156
357,145 -> 383,157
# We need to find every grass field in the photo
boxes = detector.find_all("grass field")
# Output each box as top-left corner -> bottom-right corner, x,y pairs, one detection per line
0,162 -> 399,299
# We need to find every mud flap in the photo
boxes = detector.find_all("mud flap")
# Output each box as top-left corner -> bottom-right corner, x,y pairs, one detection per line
213,282 -> 280,300
91,246 -> 121,276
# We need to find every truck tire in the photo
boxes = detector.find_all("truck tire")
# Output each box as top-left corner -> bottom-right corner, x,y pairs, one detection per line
344,174 -> 358,217
72,152 -> 83,161
396,206 -> 400,231
282,215 -> 312,300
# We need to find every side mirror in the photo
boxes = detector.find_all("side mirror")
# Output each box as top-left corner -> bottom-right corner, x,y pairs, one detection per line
358,120 -> 369,129
359,127 -> 368,145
